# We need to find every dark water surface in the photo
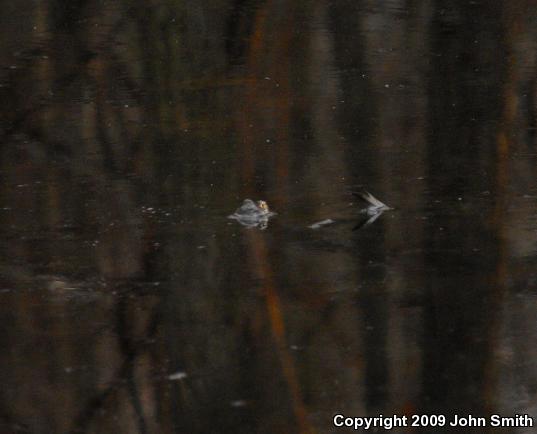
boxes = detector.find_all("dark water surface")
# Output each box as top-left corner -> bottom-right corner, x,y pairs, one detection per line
2,1 -> 537,433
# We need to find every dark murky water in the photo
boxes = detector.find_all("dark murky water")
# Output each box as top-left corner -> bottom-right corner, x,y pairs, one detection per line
2,1 -> 537,433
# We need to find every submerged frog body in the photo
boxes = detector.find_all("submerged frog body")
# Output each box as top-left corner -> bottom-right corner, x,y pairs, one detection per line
228,199 -> 276,229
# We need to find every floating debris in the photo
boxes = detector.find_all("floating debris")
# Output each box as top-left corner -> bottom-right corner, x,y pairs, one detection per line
168,371 -> 188,381
309,219 -> 335,229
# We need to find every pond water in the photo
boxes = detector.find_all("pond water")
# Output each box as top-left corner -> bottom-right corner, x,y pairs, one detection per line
1,1 -> 537,433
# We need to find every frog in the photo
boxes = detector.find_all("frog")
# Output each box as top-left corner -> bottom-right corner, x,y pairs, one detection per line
228,199 -> 276,229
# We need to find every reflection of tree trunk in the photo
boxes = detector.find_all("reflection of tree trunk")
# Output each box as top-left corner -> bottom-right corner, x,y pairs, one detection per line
237,2 -> 314,432
307,0 -> 347,213
329,0 -> 377,185
226,0 -> 262,63
238,3 -> 268,198
35,0 -> 52,132
422,2 -> 506,430
246,230 -> 314,434
69,291 -> 161,434
482,3 -> 519,417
